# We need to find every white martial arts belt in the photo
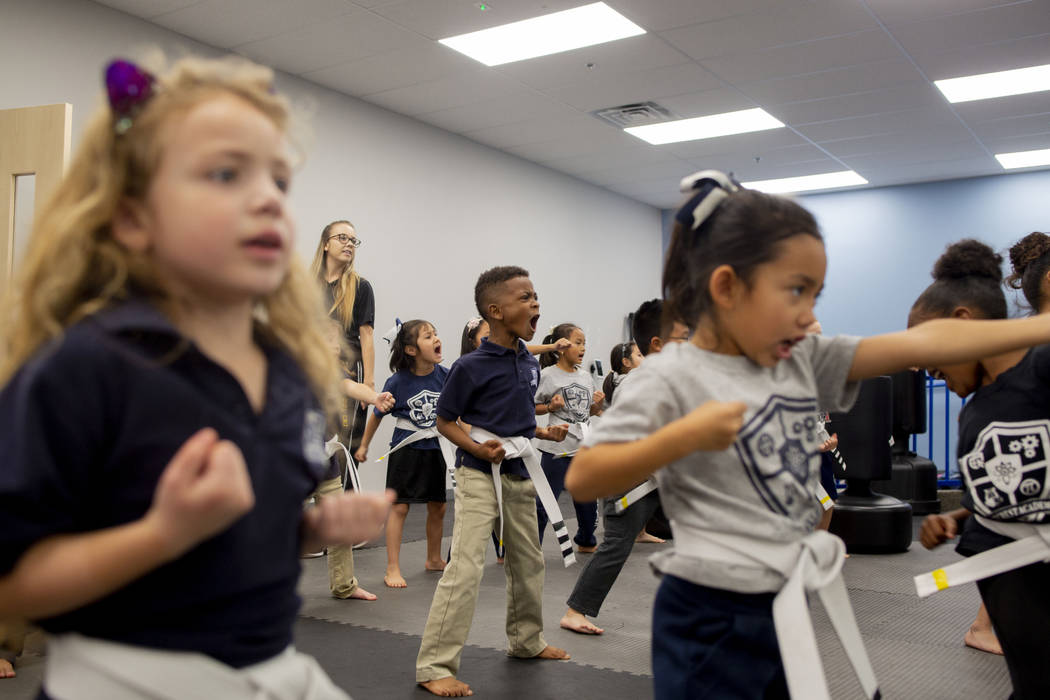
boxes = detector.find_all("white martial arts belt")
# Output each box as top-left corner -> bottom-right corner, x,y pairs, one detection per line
914,517 -> 1050,598
470,426 -> 576,567
376,417 -> 459,487
324,435 -> 359,492
45,634 -> 349,700
554,422 -> 591,458
676,529 -> 880,700
613,479 -> 658,514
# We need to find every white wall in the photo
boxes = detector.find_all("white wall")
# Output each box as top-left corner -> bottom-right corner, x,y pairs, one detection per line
1,0 -> 663,488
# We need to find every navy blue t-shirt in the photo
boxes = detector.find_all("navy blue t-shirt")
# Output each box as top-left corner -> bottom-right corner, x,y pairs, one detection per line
956,344 -> 1050,556
436,338 -> 539,477
0,300 -> 327,668
376,365 -> 449,450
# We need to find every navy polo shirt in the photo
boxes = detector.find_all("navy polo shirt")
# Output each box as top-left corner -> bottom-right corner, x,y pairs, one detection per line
376,365 -> 450,450
0,300 -> 327,668
436,338 -> 539,477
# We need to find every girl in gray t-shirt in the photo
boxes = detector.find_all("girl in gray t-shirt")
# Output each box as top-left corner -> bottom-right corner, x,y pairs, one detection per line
534,323 -> 604,551
566,171 -> 1050,700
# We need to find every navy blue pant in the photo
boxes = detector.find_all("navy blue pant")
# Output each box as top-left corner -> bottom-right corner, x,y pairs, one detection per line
652,574 -> 788,700
536,452 -> 598,548
978,561 -> 1050,700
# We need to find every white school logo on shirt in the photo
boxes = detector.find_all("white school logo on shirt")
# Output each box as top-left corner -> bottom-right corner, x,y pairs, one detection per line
960,419 -> 1050,522
302,409 -> 328,468
407,389 -> 441,428
560,383 -> 591,422
734,394 -> 822,527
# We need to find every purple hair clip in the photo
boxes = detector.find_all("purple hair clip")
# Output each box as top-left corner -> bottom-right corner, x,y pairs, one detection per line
105,59 -> 156,135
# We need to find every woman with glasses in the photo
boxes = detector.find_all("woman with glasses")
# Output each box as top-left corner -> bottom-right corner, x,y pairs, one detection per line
308,220 -> 379,601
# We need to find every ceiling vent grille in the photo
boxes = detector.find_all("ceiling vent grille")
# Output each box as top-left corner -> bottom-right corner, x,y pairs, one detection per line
591,101 -> 674,128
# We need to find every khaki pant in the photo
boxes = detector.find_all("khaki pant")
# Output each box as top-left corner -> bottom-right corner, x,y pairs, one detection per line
314,477 -> 359,599
416,466 -> 547,682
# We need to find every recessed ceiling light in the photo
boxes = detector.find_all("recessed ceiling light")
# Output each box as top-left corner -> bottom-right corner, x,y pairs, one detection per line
624,108 -> 784,145
742,171 -> 868,194
439,2 -> 645,67
934,63 -> 1050,103
995,148 -> 1050,170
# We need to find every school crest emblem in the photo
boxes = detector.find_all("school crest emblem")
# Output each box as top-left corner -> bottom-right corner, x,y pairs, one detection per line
735,395 -> 821,526
960,420 -> 1050,522
407,389 -> 441,428
561,383 -> 591,422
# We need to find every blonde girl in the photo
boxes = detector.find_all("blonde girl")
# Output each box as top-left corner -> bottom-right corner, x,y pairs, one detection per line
0,55 -> 391,699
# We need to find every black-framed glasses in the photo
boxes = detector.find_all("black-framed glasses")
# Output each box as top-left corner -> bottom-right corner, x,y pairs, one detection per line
328,233 -> 362,248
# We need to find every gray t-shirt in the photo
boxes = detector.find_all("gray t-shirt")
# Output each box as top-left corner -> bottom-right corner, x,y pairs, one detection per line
584,335 -> 861,592
534,365 -> 594,455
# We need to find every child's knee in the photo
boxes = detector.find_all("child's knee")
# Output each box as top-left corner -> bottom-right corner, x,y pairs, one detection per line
428,501 -> 447,517
392,503 -> 410,516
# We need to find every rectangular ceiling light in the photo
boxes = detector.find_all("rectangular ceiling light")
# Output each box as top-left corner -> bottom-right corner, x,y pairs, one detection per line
742,171 -> 868,194
996,148 -> 1050,169
439,2 -> 645,67
624,108 -> 784,145
934,63 -> 1050,103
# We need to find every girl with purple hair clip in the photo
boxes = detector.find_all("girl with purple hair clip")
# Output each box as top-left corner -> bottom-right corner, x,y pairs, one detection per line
0,56 -> 393,699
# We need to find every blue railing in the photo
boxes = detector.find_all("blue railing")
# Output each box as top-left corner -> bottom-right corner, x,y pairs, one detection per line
909,376 -> 964,488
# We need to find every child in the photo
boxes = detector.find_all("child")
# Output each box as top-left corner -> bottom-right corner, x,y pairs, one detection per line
601,340 -> 643,407
534,323 -> 604,552
1006,231 -> 1050,315
416,266 -> 571,697
566,170 -> 1050,700
356,320 -> 450,588
0,56 -> 393,699
914,239 -> 1050,698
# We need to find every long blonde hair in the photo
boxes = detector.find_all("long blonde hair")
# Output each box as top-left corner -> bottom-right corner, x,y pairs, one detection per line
0,55 -> 342,417
310,220 -> 363,331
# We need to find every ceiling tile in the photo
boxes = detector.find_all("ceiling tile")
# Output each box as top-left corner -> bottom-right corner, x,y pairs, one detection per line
729,156 -> 845,182
609,0 -> 814,32
541,61 -> 723,113
844,154 -> 996,183
699,30 -> 903,84
741,58 -> 925,106
493,34 -> 689,90
94,0 -> 202,18
864,0 -> 1027,25
656,87 -> 760,119
369,0 -> 583,41
796,106 -> 961,142
660,0 -> 879,61
415,92 -> 580,133
462,115 -> 607,149
658,127 -> 807,159
909,33 -> 1050,80
154,0 -> 356,48
951,91 -> 1050,123
772,82 -> 946,125
820,125 -> 978,158
302,43 -> 479,96
363,68 -> 522,115
982,132 -> 1050,154
970,112 -> 1050,140
235,11 -> 425,74
887,1 -> 1050,57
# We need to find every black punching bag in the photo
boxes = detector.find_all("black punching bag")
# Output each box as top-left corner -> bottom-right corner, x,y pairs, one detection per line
828,376 -> 912,553
871,369 -> 941,514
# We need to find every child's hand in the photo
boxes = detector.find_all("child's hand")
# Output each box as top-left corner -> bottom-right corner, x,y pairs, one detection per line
147,428 -> 255,558
554,338 -> 572,352
590,391 -> 605,415
820,432 -> 838,452
919,514 -> 958,549
548,394 -> 565,412
474,439 -> 506,464
354,445 -> 368,464
303,489 -> 395,546
686,401 -> 746,452
373,391 -> 395,413
540,423 -> 569,442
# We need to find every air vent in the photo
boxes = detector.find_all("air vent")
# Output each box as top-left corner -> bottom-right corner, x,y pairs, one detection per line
591,101 -> 675,128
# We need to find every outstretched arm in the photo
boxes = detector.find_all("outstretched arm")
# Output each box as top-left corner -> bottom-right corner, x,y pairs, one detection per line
849,315 -> 1050,381
566,400 -> 745,501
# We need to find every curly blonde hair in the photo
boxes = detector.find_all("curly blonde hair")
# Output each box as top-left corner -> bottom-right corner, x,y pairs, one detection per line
0,55 -> 342,417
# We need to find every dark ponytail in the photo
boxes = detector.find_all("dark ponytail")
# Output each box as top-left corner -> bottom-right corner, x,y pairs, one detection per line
1006,232 -> 1050,313
539,323 -> 578,369
389,319 -> 432,372
911,239 -> 1006,321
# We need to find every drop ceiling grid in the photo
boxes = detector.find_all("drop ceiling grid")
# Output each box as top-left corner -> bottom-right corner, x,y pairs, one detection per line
87,0 -> 1050,207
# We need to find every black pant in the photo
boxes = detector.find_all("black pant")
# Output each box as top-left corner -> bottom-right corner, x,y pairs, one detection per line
977,561 -> 1050,700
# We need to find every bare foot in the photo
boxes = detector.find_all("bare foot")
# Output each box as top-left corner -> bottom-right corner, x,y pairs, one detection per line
560,609 -> 603,635
576,544 -> 597,553
965,626 -> 1004,655
635,529 -> 665,544
0,658 -> 14,679
535,645 -> 570,660
425,559 -> 447,572
384,570 -> 407,588
419,677 -> 473,696
496,557 -> 504,565
348,586 -> 378,600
